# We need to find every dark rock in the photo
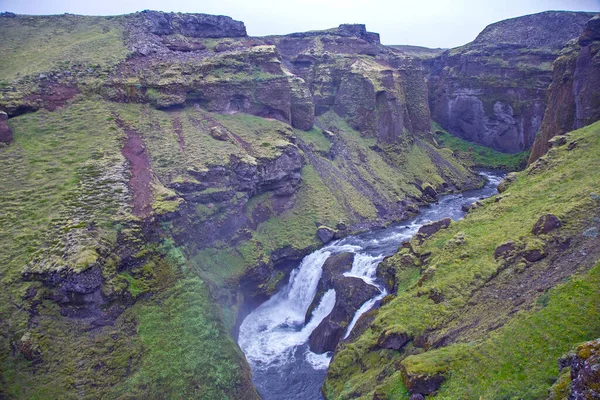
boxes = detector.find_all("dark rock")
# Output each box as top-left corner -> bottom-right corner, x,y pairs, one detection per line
410,394 -> 425,400
549,135 -> 568,148
317,226 -> 336,244
377,329 -> 411,350
532,214 -> 561,235
556,338 -> 600,399
497,172 -> 517,193
428,11 -> 594,154
309,275 -> 378,353
401,365 -> 446,395
0,111 -> 13,144
415,218 -> 451,244
529,14 -> 600,163
461,203 -> 472,212
141,10 -> 247,38
308,252 -> 379,353
209,125 -> 230,141
494,241 -> 516,259
523,249 -> 545,262
421,184 -> 438,199
336,222 -> 347,231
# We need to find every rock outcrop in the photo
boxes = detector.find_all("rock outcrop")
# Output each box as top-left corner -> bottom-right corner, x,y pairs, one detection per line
307,253 -> 379,353
553,339 -> 600,399
0,111 -> 12,143
427,11 -> 594,153
140,10 -> 247,38
271,24 -> 432,144
529,14 -> 600,163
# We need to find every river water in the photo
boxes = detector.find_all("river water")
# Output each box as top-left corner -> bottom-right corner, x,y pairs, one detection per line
238,171 -> 505,400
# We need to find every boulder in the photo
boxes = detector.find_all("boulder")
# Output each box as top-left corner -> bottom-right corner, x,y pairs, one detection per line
532,214 -> 561,235
556,338 -> 600,399
0,111 -> 12,144
377,329 -> 411,350
523,249 -> 545,262
308,253 -> 379,353
401,366 -> 446,395
494,241 -> 516,260
317,226 -> 336,244
415,218 -> 451,244
209,126 -> 230,141
309,275 -> 379,353
497,172 -> 517,193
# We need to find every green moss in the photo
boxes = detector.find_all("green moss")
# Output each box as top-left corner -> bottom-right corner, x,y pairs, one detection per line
433,122 -> 529,171
296,126 -> 331,154
0,15 -> 128,81
325,121 -> 600,398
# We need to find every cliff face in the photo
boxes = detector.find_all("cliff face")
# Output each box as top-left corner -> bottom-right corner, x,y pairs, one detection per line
529,14 -> 600,163
427,11 -> 594,154
0,11 -> 480,398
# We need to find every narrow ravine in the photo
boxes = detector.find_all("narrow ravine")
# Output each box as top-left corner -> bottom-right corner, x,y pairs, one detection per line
238,171 -> 505,400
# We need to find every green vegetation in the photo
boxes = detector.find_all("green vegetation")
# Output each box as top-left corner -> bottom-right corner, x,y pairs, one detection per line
112,242 -> 253,400
325,121 -> 600,398
433,122 -> 529,171
0,15 -> 128,81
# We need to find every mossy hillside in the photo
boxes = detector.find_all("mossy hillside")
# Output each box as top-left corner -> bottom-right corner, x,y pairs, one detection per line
113,103 -> 294,182
324,120 -> 600,398
111,241 -> 256,400
433,122 -> 530,171
0,14 -> 128,83
0,99 -> 128,280
0,99 -> 256,398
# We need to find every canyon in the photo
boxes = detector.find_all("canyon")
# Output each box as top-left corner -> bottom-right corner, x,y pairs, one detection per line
0,8 -> 599,400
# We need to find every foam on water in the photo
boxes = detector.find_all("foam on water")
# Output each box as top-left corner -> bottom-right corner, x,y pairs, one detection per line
238,170 -> 505,400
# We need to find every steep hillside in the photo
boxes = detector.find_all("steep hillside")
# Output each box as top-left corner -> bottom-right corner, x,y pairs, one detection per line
529,15 -> 600,163
324,120 -> 600,398
0,11 -> 480,397
427,11 -> 594,154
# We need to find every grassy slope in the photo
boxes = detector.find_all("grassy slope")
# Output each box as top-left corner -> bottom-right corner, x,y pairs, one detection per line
433,122 -> 530,171
0,100 -> 254,399
325,121 -> 600,398
0,14 -> 128,82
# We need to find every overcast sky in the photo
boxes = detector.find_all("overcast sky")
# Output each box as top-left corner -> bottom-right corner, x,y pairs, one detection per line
1,0 -> 598,48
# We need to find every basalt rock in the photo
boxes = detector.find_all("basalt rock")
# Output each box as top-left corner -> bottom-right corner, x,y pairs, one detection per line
140,10 -> 247,38
317,226 -> 337,244
309,275 -> 379,353
555,339 -> 600,399
401,365 -> 446,396
308,253 -> 379,353
415,218 -> 452,244
529,14 -> 600,163
427,11 -> 594,154
377,328 -> 411,350
0,111 -> 12,144
532,214 -> 561,235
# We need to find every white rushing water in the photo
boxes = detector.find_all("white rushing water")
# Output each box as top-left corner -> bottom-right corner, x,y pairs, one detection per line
238,171 -> 505,400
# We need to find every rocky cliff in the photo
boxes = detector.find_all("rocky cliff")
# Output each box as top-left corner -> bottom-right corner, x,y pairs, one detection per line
427,11 -> 594,154
529,14 -> 600,163
0,11 -> 480,398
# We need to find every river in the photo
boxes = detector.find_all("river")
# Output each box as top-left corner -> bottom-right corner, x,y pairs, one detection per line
238,171 -> 505,400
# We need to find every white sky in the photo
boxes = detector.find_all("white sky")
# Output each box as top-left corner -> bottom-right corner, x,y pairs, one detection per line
0,0 -> 598,48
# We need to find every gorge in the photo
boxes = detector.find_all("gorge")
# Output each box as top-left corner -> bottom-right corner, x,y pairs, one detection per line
0,7 -> 599,400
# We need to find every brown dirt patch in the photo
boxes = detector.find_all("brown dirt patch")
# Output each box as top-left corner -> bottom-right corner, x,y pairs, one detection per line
115,117 -> 154,217
24,83 -> 79,112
